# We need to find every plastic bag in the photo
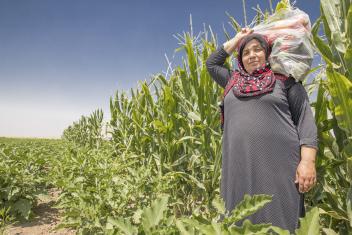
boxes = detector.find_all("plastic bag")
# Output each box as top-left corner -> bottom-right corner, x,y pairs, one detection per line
253,7 -> 314,81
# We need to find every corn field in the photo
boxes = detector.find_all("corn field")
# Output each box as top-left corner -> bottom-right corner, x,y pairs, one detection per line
0,0 -> 351,234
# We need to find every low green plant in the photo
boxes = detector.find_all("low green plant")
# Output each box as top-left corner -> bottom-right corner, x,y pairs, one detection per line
0,138 -> 63,221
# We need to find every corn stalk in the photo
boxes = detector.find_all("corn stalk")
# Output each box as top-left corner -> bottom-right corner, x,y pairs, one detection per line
308,0 -> 352,233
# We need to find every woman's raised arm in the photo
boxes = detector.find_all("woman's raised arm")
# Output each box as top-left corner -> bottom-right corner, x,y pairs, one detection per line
206,28 -> 254,88
223,28 -> 253,54
205,46 -> 232,88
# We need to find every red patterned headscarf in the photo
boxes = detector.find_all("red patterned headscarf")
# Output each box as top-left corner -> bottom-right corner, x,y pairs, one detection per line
225,34 -> 282,97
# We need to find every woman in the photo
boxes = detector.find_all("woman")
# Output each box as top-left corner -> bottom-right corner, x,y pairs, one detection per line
206,28 -> 318,232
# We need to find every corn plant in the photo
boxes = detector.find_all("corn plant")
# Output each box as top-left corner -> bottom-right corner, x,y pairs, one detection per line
306,0 -> 352,234
109,28 -> 224,212
62,109 -> 104,149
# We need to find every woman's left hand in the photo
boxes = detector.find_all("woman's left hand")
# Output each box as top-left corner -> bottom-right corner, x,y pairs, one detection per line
294,160 -> 316,193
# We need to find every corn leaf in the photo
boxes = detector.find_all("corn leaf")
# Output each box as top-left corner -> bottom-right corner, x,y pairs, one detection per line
275,0 -> 291,12
344,46 -> 352,76
326,66 -> 352,135
225,12 -> 241,33
347,186 -> 352,227
347,5 -> 352,45
313,33 -> 335,65
321,0 -> 346,53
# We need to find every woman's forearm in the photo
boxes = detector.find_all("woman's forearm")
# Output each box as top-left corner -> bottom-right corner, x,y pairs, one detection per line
223,37 -> 240,55
296,145 -> 317,193
300,145 -> 317,163
223,28 -> 253,55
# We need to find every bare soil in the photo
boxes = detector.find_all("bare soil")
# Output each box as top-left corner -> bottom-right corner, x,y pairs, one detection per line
4,189 -> 75,235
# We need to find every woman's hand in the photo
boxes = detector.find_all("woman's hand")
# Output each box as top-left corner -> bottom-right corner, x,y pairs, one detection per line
295,146 -> 317,193
223,28 -> 253,55
295,161 -> 316,193
234,28 -> 254,44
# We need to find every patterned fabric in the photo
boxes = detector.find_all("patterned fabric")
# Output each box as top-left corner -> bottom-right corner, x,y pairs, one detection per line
231,33 -> 275,98
230,62 -> 275,97
221,78 -> 307,232
220,72 -> 288,130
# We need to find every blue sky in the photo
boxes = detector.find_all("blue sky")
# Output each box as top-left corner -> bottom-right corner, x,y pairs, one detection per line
0,0 -> 320,138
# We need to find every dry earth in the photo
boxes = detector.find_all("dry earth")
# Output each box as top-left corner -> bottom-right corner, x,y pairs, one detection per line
4,189 -> 75,235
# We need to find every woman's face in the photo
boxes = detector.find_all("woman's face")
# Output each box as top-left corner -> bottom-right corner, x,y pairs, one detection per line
241,39 -> 266,74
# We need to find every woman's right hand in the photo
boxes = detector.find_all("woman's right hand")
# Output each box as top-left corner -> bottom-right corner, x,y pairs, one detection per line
223,28 -> 254,55
234,28 -> 254,46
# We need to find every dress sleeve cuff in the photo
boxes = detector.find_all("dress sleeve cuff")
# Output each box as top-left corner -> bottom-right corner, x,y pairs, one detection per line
219,45 -> 231,57
300,138 -> 319,151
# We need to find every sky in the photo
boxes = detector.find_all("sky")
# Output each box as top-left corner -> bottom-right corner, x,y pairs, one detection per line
0,0 -> 320,138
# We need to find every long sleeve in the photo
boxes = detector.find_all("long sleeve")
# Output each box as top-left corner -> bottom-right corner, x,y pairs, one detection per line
206,45 -> 233,88
287,81 -> 318,150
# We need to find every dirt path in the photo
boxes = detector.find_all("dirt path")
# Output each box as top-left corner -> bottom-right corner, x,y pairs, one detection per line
4,189 -> 75,235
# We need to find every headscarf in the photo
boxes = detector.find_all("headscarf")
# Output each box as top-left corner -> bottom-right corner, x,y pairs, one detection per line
226,34 -> 277,97
220,34 -> 288,130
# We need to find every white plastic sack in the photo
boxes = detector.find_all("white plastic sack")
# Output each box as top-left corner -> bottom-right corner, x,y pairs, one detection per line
253,7 -> 314,81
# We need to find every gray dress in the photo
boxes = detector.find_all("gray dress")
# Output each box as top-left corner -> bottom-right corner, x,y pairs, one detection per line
206,46 -> 318,232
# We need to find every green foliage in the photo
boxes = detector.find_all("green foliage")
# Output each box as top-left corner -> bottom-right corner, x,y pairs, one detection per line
0,138 -> 63,221
309,0 -> 352,234
108,28 -> 223,211
62,109 -> 104,148
275,0 -> 291,12
326,66 -> 352,135
141,195 -> 170,232
0,207 -> 13,232
176,195 -> 297,235
106,195 -> 174,234
295,207 -> 320,235
223,194 -> 272,224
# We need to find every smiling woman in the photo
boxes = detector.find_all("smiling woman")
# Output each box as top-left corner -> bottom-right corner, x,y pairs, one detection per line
206,28 -> 318,232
